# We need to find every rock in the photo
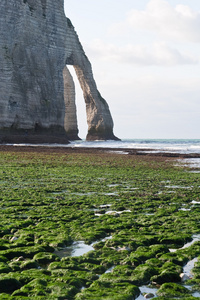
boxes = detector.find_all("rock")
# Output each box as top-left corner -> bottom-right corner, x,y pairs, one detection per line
0,0 -> 118,143
116,246 -> 131,252
0,278 -> 21,293
10,236 -> 18,242
106,211 -> 120,217
180,272 -> 191,281
15,256 -> 24,262
151,269 -> 181,285
157,282 -> 190,298
144,293 -> 155,299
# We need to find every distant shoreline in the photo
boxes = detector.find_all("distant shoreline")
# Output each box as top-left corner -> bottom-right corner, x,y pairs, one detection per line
1,144 -> 200,159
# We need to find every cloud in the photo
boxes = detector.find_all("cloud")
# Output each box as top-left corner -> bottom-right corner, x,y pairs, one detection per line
110,0 -> 200,43
86,39 -> 198,66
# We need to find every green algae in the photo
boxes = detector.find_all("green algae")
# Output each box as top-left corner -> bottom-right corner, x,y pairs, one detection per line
157,282 -> 191,297
0,148 -> 200,298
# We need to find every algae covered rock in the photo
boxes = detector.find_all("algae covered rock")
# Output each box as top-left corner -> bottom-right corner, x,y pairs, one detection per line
75,280 -> 140,300
0,262 -> 12,274
157,282 -> 191,298
33,252 -> 60,265
0,277 -> 21,293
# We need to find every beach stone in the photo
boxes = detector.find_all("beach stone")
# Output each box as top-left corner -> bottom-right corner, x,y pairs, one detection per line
15,256 -> 24,262
106,211 -> 120,217
0,0 -> 118,143
10,236 -> 18,242
116,246 -> 131,252
144,293 -> 155,299
180,273 -> 191,281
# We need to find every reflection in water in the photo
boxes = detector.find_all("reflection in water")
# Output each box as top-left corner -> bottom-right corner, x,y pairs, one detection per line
169,234 -> 200,252
136,285 -> 158,299
54,241 -> 94,258
183,257 -> 198,277
55,235 -> 112,258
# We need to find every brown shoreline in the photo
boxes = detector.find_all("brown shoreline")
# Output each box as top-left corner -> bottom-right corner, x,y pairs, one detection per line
0,144 -> 199,159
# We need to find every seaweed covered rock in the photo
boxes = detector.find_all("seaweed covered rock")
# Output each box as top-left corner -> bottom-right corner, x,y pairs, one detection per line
157,282 -> 191,298
0,278 -> 21,293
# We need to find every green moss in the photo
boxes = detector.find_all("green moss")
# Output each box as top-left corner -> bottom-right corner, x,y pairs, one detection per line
33,252 -> 60,265
0,277 -> 21,293
151,269 -> 181,285
157,282 -> 191,297
75,281 -> 140,300
0,148 -> 200,298
0,262 -> 12,274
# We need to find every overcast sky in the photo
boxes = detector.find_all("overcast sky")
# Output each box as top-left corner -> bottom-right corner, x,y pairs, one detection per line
64,0 -> 200,140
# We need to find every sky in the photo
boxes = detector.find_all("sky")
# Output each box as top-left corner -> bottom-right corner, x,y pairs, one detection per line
64,0 -> 200,140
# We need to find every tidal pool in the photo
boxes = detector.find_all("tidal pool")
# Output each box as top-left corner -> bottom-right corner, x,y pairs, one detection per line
183,257 -> 198,278
169,234 -> 200,252
54,241 -> 94,258
136,285 -> 158,299
55,236 -> 112,258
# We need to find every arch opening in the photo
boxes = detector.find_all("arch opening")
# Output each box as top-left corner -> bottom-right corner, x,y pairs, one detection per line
63,65 -> 87,140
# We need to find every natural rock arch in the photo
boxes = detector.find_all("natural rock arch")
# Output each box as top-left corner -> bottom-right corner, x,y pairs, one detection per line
0,0 -> 118,143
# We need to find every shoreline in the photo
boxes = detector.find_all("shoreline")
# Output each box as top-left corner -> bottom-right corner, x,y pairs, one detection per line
0,144 -> 200,159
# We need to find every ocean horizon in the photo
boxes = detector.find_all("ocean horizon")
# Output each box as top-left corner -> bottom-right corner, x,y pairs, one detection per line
10,138 -> 200,155
62,138 -> 200,155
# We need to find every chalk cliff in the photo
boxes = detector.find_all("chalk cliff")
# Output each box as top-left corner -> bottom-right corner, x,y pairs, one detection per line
0,0 -> 118,143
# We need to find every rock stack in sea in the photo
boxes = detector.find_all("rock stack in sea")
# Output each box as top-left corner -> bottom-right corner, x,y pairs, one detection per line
0,0 -> 118,143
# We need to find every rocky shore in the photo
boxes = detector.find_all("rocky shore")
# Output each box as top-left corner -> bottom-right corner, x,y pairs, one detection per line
1,144 -> 200,159
0,145 -> 200,299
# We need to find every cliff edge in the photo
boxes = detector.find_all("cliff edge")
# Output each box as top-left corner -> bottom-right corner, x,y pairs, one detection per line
0,0 -> 118,143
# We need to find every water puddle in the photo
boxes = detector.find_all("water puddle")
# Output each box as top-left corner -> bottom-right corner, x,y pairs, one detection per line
182,158 -> 200,169
136,285 -> 158,299
55,236 -> 112,258
104,192 -> 118,196
191,200 -> 200,205
99,204 -> 112,208
105,210 -> 131,215
71,192 -> 96,196
94,209 -> 131,217
169,234 -> 200,252
184,285 -> 200,298
183,257 -> 198,278
181,234 -> 200,249
54,241 -> 94,258
95,209 -> 131,217
165,185 -> 191,189
140,236 -> 200,299
105,266 -> 115,273
92,235 -> 112,245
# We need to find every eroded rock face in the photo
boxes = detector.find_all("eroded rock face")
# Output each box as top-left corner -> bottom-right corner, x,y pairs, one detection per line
0,0 -> 118,143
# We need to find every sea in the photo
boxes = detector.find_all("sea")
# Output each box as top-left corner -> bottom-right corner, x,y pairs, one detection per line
67,139 -> 200,155
68,139 -> 200,169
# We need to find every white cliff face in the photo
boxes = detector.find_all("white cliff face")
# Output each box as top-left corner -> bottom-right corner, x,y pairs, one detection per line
0,0 -> 118,143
